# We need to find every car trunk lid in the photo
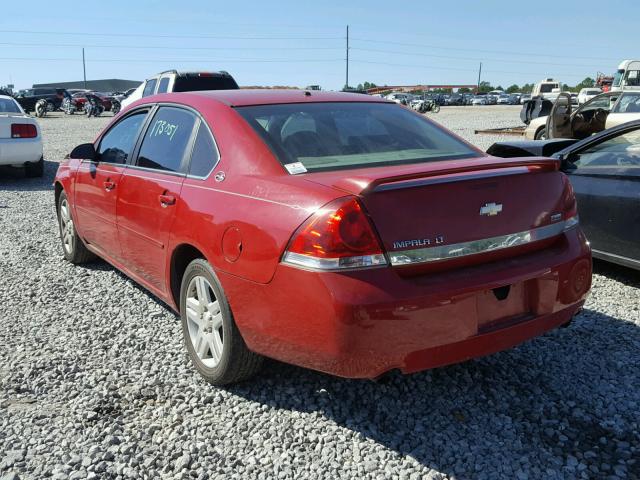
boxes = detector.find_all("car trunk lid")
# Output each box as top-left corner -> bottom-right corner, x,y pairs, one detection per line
305,156 -> 569,273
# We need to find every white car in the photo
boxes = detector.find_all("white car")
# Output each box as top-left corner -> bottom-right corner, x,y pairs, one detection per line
121,70 -> 238,109
471,96 -> 487,105
577,88 -> 602,105
524,91 -> 640,140
0,95 -> 43,177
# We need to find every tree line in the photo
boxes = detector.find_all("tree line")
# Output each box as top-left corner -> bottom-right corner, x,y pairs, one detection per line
355,77 -> 597,94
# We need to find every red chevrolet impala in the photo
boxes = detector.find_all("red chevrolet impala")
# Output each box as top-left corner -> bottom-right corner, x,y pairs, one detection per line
54,90 -> 591,385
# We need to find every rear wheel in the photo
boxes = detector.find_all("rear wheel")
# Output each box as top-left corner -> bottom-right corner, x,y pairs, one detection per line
57,191 -> 96,264
180,259 -> 262,385
25,157 -> 43,178
535,127 -> 547,140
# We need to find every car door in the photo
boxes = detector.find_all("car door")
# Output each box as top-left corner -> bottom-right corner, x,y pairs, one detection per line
73,109 -> 150,260
606,92 -> 640,129
116,105 -> 198,292
546,93 -> 573,138
564,127 -> 640,265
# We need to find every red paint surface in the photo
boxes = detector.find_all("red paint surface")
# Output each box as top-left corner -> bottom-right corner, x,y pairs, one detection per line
54,90 -> 592,378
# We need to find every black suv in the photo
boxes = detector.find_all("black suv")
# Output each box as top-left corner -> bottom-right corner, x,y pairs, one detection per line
15,88 -> 68,113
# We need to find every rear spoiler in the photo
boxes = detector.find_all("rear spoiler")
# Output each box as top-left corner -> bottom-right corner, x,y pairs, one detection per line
365,157 -> 560,193
487,139 -> 578,159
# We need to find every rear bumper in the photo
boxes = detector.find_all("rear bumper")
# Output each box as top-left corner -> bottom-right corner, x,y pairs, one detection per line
0,137 -> 43,166
220,227 -> 591,378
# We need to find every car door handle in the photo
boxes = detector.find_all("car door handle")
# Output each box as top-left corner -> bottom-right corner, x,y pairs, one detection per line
103,180 -> 115,191
158,194 -> 176,208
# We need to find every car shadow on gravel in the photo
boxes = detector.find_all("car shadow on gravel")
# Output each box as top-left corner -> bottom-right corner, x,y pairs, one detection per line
227,309 -> 640,478
593,259 -> 640,287
0,160 -> 58,192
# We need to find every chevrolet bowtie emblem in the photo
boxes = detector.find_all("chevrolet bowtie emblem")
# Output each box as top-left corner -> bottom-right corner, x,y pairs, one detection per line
480,202 -> 503,216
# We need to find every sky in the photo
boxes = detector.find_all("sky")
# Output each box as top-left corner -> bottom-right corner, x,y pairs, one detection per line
1,0 -> 638,91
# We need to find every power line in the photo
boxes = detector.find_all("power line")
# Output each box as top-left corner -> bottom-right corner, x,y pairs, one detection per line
351,47 -> 609,69
0,29 -> 343,41
350,60 -> 589,79
351,37 -> 618,63
0,56 -> 343,63
0,41 -> 342,51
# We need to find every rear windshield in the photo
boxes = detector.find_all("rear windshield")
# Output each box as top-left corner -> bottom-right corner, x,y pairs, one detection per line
0,98 -> 21,113
539,84 -> 558,93
236,102 -> 478,173
173,75 -> 239,92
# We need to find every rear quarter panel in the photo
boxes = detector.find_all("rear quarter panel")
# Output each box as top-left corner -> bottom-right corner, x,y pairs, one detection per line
167,99 -> 340,285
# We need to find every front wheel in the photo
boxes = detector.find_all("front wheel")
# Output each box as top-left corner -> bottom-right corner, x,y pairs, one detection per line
535,127 -> 547,140
57,191 -> 96,264
180,259 -> 262,385
111,101 -> 121,115
432,104 -> 440,113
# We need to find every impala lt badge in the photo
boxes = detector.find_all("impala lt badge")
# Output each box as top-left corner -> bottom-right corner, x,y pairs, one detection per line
393,235 -> 444,250
480,202 -> 503,216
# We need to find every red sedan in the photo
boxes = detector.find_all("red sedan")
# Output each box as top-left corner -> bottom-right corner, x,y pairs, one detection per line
54,90 -> 591,385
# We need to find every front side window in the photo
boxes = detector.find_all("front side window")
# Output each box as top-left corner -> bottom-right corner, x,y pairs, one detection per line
237,102 -> 479,173
136,107 -> 196,173
97,111 -> 148,164
580,94 -> 615,113
188,123 -> 218,177
612,93 -> 640,113
142,78 -> 157,97
573,129 -> 640,171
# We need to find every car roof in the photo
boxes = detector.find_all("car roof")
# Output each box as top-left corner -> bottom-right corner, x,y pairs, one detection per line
0,94 -> 17,101
186,89 -> 391,107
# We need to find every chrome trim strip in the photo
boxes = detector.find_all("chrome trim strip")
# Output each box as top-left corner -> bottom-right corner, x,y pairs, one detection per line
374,167 -> 530,192
282,252 -> 388,271
389,216 -> 579,266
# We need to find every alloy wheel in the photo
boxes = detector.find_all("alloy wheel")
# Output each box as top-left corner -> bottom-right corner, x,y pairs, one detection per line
185,276 -> 224,368
59,199 -> 75,254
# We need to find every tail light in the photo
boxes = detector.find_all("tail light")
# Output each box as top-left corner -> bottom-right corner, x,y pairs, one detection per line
282,197 -> 388,270
11,124 -> 37,138
560,174 -> 579,230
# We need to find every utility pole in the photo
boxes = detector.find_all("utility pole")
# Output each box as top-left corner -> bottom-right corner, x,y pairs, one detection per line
345,25 -> 349,90
477,62 -> 482,92
82,48 -> 87,89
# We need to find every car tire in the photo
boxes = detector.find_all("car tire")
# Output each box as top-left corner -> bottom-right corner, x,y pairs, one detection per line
56,191 -> 96,264
25,157 -> 44,178
180,258 -> 262,385
535,128 -> 547,140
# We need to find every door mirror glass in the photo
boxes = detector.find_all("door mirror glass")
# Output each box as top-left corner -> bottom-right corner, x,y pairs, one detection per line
69,143 -> 96,160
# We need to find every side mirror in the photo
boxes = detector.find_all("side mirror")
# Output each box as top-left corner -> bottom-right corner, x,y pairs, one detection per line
557,152 -> 578,171
69,143 -> 97,160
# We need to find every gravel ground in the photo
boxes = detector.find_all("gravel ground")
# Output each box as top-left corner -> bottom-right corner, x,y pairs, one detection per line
1,107 -> 639,480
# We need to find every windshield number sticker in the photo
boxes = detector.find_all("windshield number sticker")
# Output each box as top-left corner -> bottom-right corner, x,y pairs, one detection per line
151,119 -> 179,141
284,162 -> 307,174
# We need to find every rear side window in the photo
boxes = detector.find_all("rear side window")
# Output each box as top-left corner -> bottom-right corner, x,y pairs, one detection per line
237,102 -> 478,172
0,98 -> 21,113
142,79 -> 157,97
157,77 -> 170,94
97,111 -> 148,164
188,124 -> 218,177
173,75 -> 239,92
137,107 -> 197,173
